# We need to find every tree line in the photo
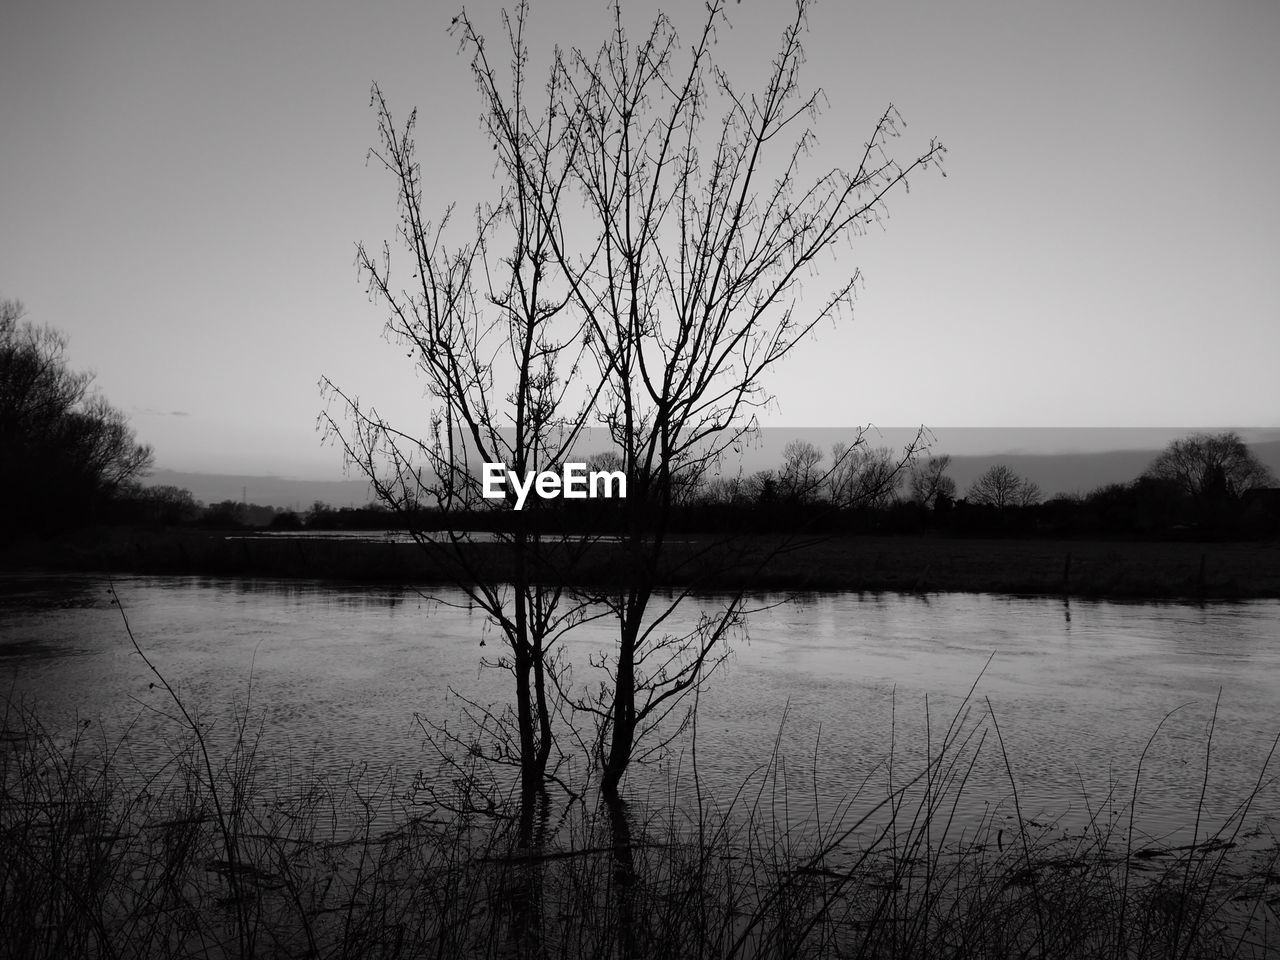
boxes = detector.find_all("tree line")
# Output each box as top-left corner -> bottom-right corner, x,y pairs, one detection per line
5,303 -> 1270,542
132,431 -> 1273,539
1,299 -> 153,536
669,432 -> 1278,537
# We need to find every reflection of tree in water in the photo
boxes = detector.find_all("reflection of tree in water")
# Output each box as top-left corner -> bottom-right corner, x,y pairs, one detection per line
507,789 -> 552,959
606,793 -> 639,960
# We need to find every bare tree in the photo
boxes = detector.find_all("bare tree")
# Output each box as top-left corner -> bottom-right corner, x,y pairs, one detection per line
518,0 -> 944,796
851,445 -> 906,509
966,464 -> 1041,509
320,36 -> 607,835
779,438 -> 824,502
1144,431 -> 1276,503
699,472 -> 749,505
747,469 -> 780,504
909,454 -> 956,508
824,438 -> 917,509
584,449 -> 625,477
330,0 -> 943,813
826,441 -> 858,504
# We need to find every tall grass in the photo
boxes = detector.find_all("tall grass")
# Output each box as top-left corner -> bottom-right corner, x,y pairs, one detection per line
2,608 -> 1278,958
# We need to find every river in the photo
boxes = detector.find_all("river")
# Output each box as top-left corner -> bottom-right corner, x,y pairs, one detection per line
3,573 -> 1278,846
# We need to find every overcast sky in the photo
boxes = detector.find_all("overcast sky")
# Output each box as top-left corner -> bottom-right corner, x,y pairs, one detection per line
2,0 -> 1277,478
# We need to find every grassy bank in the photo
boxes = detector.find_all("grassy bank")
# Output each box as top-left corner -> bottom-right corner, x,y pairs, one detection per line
4,527 -> 1280,598
3,689 -> 1278,960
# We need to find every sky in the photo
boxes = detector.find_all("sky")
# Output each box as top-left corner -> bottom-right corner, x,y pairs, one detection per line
2,0 -> 1278,480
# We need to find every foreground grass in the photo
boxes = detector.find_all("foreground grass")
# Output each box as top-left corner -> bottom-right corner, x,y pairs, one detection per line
6,528 -> 1280,598
4,689 -> 1279,960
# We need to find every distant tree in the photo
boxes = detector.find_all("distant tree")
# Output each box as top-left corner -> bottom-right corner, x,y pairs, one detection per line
1045,491 -> 1083,507
305,500 -> 337,528
1144,431 -> 1276,504
137,484 -> 200,524
0,299 -> 153,531
584,450 -> 625,477
269,510 -> 304,531
585,448 -> 702,506
748,469 -> 780,505
966,464 -> 1041,509
1081,476 -> 1185,535
202,500 -> 249,528
698,474 -> 748,505
823,437 -> 924,509
821,442 -> 912,511
853,446 -> 907,510
909,454 -> 957,509
779,439 -> 824,503
825,442 -> 857,504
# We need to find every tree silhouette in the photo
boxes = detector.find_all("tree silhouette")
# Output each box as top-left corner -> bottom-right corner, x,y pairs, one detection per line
909,454 -> 957,509
321,67 -> 602,839
324,0 -> 944,821
966,464 -> 1041,509
1145,431 -> 1275,504
542,0 -> 942,797
779,439 -> 824,503
1,299 -> 153,532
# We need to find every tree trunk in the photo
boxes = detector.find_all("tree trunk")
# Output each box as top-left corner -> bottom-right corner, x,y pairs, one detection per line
601,625 -> 638,798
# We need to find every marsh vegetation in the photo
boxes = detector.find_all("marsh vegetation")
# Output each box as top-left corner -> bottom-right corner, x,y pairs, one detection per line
4,661 -> 1278,959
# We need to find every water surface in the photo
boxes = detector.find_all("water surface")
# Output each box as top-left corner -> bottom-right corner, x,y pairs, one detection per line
3,574 -> 1277,843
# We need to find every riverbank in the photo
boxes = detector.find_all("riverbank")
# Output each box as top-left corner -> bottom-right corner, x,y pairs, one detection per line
4,527 -> 1279,599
